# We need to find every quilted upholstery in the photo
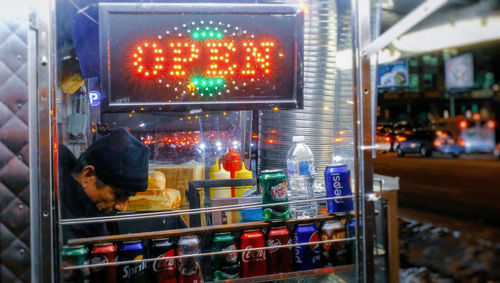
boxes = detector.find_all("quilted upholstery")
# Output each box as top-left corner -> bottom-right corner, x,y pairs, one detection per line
0,10 -> 30,283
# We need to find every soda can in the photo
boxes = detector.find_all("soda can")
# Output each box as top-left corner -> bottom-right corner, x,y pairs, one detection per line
150,238 -> 177,283
320,220 -> 348,266
266,226 -> 293,274
89,243 -> 117,283
212,232 -> 239,281
240,229 -> 267,277
259,169 -> 290,221
324,165 -> 353,214
118,240 -> 149,282
61,245 -> 90,282
176,235 -> 202,283
293,223 -> 321,271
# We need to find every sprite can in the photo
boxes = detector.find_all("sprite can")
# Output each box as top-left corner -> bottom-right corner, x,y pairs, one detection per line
61,245 -> 90,282
259,169 -> 290,221
212,232 -> 239,280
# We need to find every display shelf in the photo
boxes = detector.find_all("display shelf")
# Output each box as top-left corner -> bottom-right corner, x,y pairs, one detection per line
68,214 -> 350,245
206,265 -> 354,283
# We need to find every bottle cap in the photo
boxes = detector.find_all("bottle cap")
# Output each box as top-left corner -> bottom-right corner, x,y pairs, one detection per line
293,136 -> 305,142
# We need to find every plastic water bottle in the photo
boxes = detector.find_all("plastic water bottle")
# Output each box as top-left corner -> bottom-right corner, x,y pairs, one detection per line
286,136 -> 317,219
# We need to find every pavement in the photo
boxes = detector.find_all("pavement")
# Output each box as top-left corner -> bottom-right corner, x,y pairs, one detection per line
398,214 -> 500,282
373,151 -> 500,225
374,151 -> 500,282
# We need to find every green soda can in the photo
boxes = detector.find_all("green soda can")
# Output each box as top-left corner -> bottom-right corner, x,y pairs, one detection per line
212,232 -> 239,280
259,169 -> 290,221
61,245 -> 90,282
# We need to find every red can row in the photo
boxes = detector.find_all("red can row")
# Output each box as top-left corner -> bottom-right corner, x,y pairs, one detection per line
63,220 -> 351,282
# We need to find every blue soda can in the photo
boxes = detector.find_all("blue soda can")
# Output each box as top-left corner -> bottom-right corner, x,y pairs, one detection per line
293,223 -> 321,271
325,164 -> 354,214
118,241 -> 149,282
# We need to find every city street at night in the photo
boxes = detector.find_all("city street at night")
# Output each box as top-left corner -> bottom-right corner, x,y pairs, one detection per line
375,152 -> 500,281
374,152 -> 500,225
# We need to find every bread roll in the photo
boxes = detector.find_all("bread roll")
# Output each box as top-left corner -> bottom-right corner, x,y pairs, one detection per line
148,170 -> 166,190
126,188 -> 181,211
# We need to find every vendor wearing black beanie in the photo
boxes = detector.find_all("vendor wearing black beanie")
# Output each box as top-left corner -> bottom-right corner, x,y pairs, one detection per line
60,128 -> 150,240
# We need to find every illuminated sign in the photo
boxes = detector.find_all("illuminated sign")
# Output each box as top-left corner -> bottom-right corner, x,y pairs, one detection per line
89,91 -> 101,106
99,4 -> 303,111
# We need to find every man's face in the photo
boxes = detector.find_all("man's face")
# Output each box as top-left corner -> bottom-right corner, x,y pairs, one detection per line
78,165 -> 130,214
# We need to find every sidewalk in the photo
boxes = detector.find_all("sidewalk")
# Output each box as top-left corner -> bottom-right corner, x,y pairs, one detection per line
398,208 -> 500,282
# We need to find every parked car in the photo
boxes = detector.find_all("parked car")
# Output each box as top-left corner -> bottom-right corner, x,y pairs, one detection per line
394,129 -> 435,157
433,130 -> 465,157
433,116 -> 497,154
376,126 -> 394,152
394,129 -> 466,158
494,143 -> 500,160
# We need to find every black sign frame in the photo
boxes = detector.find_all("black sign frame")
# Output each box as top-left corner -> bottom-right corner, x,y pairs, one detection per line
99,3 -> 304,112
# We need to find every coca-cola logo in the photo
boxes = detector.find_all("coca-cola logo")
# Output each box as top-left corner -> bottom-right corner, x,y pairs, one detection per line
241,246 -> 265,262
271,183 -> 287,200
267,239 -> 280,253
152,251 -> 175,272
309,231 -> 320,251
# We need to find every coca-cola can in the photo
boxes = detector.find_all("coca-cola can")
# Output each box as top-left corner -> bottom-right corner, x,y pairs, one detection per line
89,243 -> 117,283
150,238 -> 177,283
240,229 -> 267,278
266,226 -> 293,274
176,235 -> 202,283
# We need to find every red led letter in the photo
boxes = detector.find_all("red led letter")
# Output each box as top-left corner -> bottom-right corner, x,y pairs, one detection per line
168,41 -> 200,77
132,42 -> 164,78
241,41 -> 274,76
205,40 -> 237,77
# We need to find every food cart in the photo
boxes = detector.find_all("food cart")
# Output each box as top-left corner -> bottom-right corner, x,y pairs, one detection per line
0,0 -> 431,282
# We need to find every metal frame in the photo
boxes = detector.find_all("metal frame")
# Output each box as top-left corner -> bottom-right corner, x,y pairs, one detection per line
29,0 -> 56,282
59,195 -> 354,225
351,0 -> 451,282
352,0 -> 374,281
99,3 -> 304,112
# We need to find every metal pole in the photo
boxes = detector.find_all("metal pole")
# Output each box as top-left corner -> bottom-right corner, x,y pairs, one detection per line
29,0 -> 55,282
60,195 -> 355,225
352,0 -> 374,281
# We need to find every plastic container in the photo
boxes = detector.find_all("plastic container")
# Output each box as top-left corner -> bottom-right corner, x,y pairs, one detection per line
286,136 -> 317,219
209,158 -> 231,198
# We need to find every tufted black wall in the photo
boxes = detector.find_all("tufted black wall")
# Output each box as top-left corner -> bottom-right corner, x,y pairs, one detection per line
0,10 -> 31,283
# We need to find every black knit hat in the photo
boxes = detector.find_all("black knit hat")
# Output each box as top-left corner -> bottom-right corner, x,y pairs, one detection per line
78,128 -> 150,194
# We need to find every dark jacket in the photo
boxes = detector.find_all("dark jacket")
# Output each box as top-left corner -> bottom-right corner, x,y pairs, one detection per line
59,145 -> 186,242
59,145 -> 114,242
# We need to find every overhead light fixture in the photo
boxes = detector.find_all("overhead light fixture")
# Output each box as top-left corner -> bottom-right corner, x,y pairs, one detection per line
393,12 -> 500,53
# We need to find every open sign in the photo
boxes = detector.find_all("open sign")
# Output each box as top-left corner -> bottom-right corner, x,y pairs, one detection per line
99,4 -> 304,111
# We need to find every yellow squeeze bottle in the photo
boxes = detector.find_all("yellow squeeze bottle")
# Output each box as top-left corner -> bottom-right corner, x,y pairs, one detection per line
209,159 -> 231,198
235,162 -> 253,197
